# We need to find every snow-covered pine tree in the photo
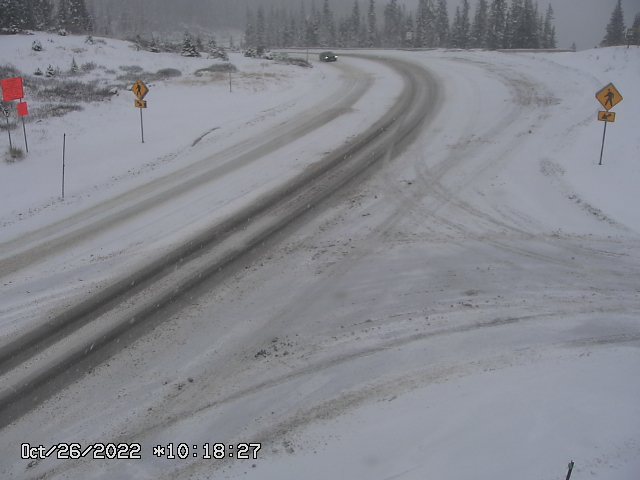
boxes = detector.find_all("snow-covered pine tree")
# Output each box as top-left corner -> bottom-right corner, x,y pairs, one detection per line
181,33 -> 200,57
434,0 -> 449,47
487,0 -> 507,49
602,0 -> 626,46
471,0 -> 489,48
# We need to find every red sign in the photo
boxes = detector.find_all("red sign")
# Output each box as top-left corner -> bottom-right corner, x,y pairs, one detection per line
1,77 -> 24,102
17,102 -> 29,117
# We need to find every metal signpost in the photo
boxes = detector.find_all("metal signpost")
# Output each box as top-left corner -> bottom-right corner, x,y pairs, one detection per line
132,79 -> 149,143
595,83 -> 623,166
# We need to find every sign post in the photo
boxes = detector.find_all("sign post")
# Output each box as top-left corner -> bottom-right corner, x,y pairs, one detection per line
595,83 -> 623,166
132,80 -> 149,144
1,105 -> 11,150
62,133 -> 66,199
566,461 -> 575,480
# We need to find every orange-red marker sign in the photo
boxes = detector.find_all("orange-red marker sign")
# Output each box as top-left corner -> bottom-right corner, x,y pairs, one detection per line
17,102 -> 29,117
1,77 -> 24,102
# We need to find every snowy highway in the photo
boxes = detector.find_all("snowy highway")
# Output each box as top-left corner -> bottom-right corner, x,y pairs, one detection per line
0,44 -> 639,480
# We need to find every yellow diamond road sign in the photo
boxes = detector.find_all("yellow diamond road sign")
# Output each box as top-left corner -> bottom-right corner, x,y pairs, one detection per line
132,80 -> 149,100
596,83 -> 622,111
598,111 -> 615,123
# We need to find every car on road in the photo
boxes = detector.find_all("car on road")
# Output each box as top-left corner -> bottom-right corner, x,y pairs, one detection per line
319,51 -> 338,62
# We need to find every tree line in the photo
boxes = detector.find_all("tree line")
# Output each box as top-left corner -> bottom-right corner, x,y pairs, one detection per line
0,0 -> 92,34
244,0 -> 558,50
601,0 -> 640,47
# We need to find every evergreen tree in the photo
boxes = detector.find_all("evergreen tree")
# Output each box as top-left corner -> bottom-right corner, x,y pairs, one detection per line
344,0 -> 362,47
416,0 -> 436,47
632,13 -> 640,45
32,0 -> 53,31
505,0 -> 522,47
451,0 -> 470,48
181,32 -> 200,57
2,0 -> 32,31
602,0 -> 625,46
57,0 -> 92,33
256,6 -> 266,47
434,0 -> 449,47
487,0 -> 507,49
518,0 -> 539,48
244,8 -> 256,48
542,4 -> 556,48
319,0 -> 336,46
367,0 -> 378,47
383,0 -> 402,47
471,0 -> 489,48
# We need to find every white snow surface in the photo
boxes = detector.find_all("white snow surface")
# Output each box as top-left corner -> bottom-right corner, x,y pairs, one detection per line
0,34 -> 639,480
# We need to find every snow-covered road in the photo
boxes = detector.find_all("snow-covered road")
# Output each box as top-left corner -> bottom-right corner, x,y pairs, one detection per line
1,45 -> 639,480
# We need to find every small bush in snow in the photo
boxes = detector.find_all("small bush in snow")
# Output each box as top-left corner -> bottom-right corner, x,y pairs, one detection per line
156,68 -> 182,79
41,81 -> 114,102
244,48 -> 257,58
35,103 -> 83,118
46,65 -> 57,78
58,29 -> 67,36
85,35 -> 94,45
119,65 -> 144,74
6,147 -> 25,163
34,68 -> 43,76
32,40 -> 43,52
0,65 -> 22,79
81,62 -> 97,72
194,64 -> 237,76
279,58 -> 313,68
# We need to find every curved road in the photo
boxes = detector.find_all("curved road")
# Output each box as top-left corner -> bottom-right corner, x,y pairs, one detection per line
0,56 -> 441,429
2,51 -> 638,480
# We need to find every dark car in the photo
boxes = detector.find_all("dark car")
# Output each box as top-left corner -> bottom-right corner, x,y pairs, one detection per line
319,51 -> 338,62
